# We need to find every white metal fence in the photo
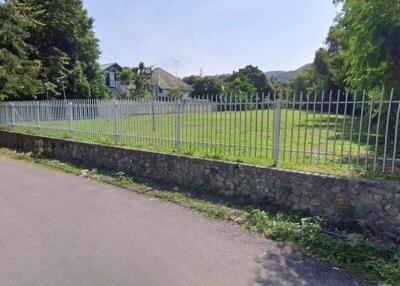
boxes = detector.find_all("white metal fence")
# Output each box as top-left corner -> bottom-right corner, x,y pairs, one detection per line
0,91 -> 399,175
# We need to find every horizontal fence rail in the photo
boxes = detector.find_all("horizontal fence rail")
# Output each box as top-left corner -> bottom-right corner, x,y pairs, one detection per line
0,90 -> 399,175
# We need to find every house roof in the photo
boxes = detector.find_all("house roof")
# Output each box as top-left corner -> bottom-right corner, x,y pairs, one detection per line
150,68 -> 192,91
100,63 -> 122,72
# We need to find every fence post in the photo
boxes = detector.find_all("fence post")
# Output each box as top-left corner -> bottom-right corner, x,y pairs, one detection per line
273,97 -> 282,166
36,101 -> 40,128
10,103 -> 15,127
114,101 -> 120,144
175,99 -> 181,153
151,100 -> 156,131
68,102 -> 73,136
5,103 -> 10,125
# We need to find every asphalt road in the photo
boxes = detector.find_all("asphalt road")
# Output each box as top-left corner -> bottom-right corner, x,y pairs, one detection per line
0,157 -> 372,286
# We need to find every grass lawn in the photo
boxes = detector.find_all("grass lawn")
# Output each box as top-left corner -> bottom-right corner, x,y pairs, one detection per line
3,108 -> 398,178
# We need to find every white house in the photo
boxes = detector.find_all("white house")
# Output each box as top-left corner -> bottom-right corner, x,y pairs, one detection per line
100,64 -> 192,98
149,68 -> 193,98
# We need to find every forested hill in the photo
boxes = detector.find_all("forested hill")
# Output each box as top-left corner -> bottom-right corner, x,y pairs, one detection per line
265,64 -> 311,83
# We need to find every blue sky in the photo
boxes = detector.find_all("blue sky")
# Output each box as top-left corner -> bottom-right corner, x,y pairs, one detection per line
84,0 -> 339,77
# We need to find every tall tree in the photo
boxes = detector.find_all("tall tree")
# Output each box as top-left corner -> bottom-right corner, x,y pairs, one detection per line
229,65 -> 273,95
183,75 -> 223,97
0,0 -> 43,100
21,0 -> 107,99
221,75 -> 257,102
336,0 -> 400,93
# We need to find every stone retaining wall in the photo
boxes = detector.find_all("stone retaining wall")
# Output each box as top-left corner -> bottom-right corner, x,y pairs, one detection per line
0,130 -> 399,241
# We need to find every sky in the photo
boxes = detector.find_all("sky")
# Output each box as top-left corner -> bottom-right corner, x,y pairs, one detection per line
83,0 -> 339,77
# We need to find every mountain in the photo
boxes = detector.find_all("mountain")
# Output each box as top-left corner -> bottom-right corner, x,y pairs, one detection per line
265,64 -> 311,83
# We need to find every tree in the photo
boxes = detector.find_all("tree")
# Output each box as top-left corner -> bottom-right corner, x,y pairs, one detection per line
325,24 -> 347,90
19,0 -> 107,99
289,65 -> 318,94
182,75 -> 222,97
331,0 -> 400,140
0,0 -> 43,100
336,0 -> 400,92
221,75 -> 257,102
229,65 -> 273,95
119,63 -> 151,98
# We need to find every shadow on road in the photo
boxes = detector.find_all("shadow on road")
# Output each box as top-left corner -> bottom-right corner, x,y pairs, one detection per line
251,243 -> 373,286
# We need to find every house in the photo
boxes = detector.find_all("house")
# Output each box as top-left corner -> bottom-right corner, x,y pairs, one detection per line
149,68 -> 193,98
100,63 -> 126,97
100,63 -> 192,98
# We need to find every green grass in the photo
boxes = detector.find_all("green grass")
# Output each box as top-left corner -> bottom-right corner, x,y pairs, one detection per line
0,147 -> 399,285
3,109 -> 399,178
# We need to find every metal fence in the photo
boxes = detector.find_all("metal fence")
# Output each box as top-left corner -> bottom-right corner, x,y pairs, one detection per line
0,90 -> 399,175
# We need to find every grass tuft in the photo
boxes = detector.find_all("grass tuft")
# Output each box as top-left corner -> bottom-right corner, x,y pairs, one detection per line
246,209 -> 400,284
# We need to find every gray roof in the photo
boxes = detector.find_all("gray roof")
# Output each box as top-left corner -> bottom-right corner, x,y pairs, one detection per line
150,68 -> 192,91
100,63 -> 122,72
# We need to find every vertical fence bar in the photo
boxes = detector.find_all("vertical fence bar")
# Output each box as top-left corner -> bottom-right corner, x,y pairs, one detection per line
357,91 -> 366,166
244,94 -> 248,156
219,94 -> 223,153
233,94 -> 237,155
175,99 -> 181,153
283,91 -> 289,160
310,92 -> 317,162
296,92 -> 303,162
272,91 -> 276,161
340,90 -> 349,165
365,97 -> 374,170
210,95 -> 214,152
224,95 -> 228,154
114,101 -> 120,144
333,90 -> 341,164
238,95 -> 243,156
68,102 -> 73,136
151,99 -> 156,131
317,91 -> 325,163
303,92 -> 310,163
254,95 -> 259,157
36,101 -> 40,128
348,91 -> 357,165
325,91 -> 333,163
392,99 -> 400,174
266,93 -> 271,159
273,97 -> 282,166
248,94 -> 253,157
260,93 -> 265,158
10,103 -> 15,127
228,95 -> 233,155
382,89 -> 394,172
373,89 -> 384,172
289,92 -> 295,162
4,103 -> 9,125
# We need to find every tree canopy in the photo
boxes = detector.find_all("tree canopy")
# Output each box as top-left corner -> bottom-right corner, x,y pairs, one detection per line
119,62 -> 152,99
183,65 -> 273,101
0,0 -> 108,101
0,0 -> 43,100
338,0 -> 400,92
290,0 -> 400,97
183,75 -> 227,97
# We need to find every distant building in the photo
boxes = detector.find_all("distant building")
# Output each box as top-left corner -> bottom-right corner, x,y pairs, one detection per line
100,64 -> 192,98
149,68 -> 193,98
100,63 -> 126,97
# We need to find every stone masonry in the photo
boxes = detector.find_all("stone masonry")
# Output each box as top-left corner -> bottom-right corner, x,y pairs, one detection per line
0,130 -> 399,241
